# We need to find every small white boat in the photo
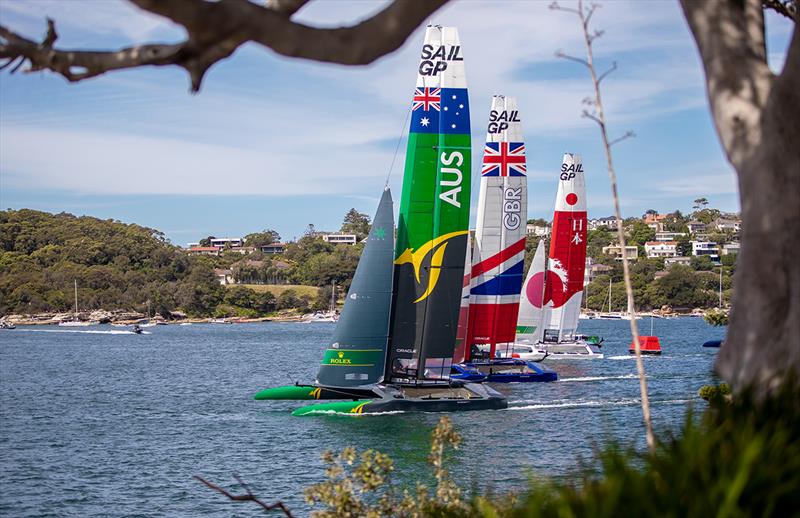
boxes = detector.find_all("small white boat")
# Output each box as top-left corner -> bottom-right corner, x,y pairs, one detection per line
302,311 -> 338,323
209,318 -> 233,324
179,322 -> 192,326
540,340 -> 604,359
59,280 -> 98,326
497,343 -> 547,362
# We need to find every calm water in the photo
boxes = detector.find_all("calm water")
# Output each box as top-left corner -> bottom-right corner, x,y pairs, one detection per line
0,318 -> 724,516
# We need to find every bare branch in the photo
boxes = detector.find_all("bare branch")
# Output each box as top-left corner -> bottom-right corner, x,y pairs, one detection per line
555,50 -> 590,67
0,0 -> 449,92
609,130 -> 635,146
584,3 -> 600,26
581,109 -> 602,126
762,0 -> 797,21
549,1 -> 581,15
194,475 -> 294,517
597,60 -> 617,84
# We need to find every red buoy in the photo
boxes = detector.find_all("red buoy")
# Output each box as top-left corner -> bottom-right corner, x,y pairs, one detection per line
629,336 -> 661,355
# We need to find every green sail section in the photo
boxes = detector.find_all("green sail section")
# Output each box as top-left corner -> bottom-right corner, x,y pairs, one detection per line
386,26 -> 471,383
316,189 -> 394,388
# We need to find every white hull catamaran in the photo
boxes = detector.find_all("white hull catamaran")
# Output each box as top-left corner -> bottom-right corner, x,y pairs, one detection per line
513,154 -> 602,359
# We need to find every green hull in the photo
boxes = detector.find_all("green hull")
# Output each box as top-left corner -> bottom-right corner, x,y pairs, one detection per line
253,385 -> 374,401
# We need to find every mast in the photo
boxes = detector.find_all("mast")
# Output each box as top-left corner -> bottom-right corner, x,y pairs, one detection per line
467,95 -> 528,359
74,279 -> 78,318
385,26 -> 471,383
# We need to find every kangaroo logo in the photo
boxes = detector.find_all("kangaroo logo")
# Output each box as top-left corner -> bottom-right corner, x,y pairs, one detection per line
395,230 -> 468,303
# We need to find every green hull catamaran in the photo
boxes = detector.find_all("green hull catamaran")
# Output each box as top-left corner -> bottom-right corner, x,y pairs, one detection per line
254,25 -> 507,415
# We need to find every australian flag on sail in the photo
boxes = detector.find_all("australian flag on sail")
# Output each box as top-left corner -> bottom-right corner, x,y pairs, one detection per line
411,88 -> 470,135
481,142 -> 526,176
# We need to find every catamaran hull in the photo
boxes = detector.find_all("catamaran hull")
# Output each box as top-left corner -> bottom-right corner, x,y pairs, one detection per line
253,385 -> 378,401
467,359 -> 558,383
540,342 -> 603,359
292,382 -> 507,415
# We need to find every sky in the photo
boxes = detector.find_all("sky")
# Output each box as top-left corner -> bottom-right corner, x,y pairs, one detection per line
0,0 -> 794,246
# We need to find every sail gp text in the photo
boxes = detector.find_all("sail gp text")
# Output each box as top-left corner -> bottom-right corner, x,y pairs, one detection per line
419,45 -> 463,76
560,162 -> 583,180
440,151 -> 464,208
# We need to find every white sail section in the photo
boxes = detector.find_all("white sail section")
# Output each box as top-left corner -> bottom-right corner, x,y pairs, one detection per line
516,239 -> 546,343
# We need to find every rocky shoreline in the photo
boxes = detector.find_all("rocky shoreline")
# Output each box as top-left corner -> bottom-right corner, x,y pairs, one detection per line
0,309 -> 308,326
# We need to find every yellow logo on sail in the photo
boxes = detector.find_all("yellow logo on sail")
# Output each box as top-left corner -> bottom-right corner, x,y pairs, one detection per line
395,230 -> 468,303
350,402 -> 368,414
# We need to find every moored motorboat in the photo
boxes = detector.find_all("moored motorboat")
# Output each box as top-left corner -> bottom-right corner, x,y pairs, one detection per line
629,335 -> 662,355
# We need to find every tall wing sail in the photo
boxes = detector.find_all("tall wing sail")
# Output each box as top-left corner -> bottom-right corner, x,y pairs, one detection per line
467,96 -> 527,358
516,239 -> 546,343
386,26 -> 471,382
452,232 -> 472,364
543,153 -> 587,341
316,189 -> 394,387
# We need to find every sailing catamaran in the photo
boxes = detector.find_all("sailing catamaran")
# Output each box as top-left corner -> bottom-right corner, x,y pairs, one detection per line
254,26 -> 506,415
452,96 -> 556,382
512,153 -> 603,359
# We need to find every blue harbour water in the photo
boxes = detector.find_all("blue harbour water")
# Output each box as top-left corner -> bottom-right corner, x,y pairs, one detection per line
0,318 -> 724,516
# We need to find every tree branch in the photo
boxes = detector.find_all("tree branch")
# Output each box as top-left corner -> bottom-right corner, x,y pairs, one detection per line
194,475 -> 294,516
555,50 -> 590,67
0,0 -> 449,92
762,0 -> 797,21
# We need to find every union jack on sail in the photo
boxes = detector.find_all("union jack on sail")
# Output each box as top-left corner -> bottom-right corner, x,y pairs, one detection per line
412,87 -> 441,112
481,142 -> 526,177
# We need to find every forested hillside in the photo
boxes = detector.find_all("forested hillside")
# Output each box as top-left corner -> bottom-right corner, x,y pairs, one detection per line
0,209 -> 227,316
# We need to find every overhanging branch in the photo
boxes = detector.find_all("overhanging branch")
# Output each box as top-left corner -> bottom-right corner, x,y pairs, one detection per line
0,0 -> 449,92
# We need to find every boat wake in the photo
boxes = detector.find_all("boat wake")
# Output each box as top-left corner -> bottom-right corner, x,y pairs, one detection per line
606,355 -> 637,360
558,374 -> 640,383
294,409 -> 406,417
507,398 -> 693,411
15,329 -> 150,335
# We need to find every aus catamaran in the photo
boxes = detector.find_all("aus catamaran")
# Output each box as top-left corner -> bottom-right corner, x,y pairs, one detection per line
450,96 -> 556,382
513,153 -> 603,359
253,26 -> 506,415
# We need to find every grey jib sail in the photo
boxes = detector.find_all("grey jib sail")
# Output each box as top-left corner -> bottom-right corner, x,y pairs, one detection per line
315,189 -> 395,388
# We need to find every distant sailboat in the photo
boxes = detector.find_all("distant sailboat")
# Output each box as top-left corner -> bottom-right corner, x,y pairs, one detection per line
59,280 -> 98,326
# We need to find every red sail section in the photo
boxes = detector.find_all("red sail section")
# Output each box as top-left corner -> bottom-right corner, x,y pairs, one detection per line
545,210 -> 587,308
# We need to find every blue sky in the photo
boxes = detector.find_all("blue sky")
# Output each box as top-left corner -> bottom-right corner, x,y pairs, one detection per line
0,1 -> 793,246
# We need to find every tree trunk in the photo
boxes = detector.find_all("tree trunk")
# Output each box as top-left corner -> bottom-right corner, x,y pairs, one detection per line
681,0 -> 800,394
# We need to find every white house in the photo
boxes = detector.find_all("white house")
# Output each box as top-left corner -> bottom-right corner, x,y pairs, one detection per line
210,237 -> 244,248
721,242 -> 741,255
665,256 -> 692,267
589,217 -> 619,231
644,241 -> 678,259
322,234 -> 358,245
655,231 -> 686,241
687,221 -> 707,234
526,223 -> 551,237
692,241 -> 719,257
714,218 -> 741,232
213,268 -> 234,285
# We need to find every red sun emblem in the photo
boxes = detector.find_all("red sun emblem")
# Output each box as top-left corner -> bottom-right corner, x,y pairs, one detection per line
566,193 -> 578,206
525,271 -> 566,308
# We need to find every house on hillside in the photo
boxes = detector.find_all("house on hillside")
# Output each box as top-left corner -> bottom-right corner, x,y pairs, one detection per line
655,231 -> 687,241
589,217 -> 618,231
643,213 -> 668,232
210,237 -> 243,248
214,268 -> 234,285
260,243 -> 287,254
602,244 -> 638,261
584,257 -> 614,285
687,220 -> 707,234
721,242 -> 741,255
644,241 -> 678,259
187,246 -> 221,257
526,223 -> 551,237
714,218 -> 741,232
665,256 -> 692,268
322,234 -> 358,245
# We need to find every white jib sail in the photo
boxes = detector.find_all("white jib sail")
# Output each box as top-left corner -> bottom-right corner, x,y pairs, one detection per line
516,239 -> 546,344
